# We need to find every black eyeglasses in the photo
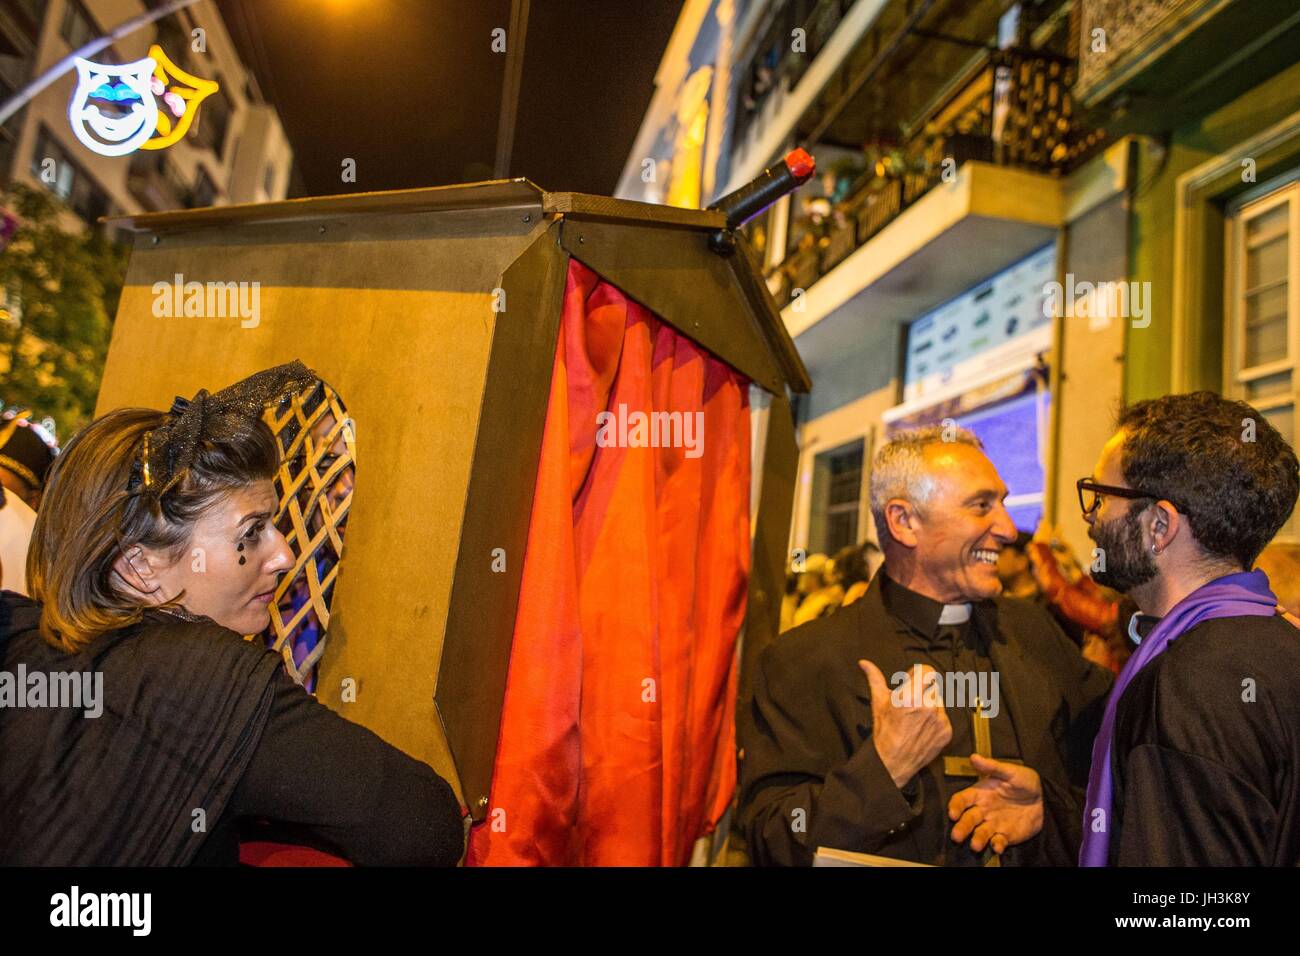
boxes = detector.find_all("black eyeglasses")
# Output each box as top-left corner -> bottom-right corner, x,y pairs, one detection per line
1076,477 -> 1175,517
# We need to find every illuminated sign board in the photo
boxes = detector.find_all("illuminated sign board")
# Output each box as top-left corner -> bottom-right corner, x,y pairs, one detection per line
68,45 -> 219,157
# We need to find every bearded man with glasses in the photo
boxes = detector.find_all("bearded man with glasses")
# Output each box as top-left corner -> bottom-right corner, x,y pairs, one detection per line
1078,391 -> 1300,866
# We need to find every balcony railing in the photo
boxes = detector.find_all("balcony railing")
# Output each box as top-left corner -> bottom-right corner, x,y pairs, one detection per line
764,48 -> 1104,309
733,0 -> 857,149
127,150 -> 191,212
1074,0 -> 1220,105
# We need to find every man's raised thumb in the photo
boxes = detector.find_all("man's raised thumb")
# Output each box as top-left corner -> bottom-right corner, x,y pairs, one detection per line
858,659 -> 889,704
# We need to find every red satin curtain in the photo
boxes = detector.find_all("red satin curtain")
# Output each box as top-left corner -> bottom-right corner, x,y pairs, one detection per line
467,259 -> 751,866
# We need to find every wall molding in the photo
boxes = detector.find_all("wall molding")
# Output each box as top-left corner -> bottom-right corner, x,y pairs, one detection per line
1171,109 -> 1300,391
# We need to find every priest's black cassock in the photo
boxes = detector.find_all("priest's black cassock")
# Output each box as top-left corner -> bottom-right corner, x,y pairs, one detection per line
739,571 -> 1114,866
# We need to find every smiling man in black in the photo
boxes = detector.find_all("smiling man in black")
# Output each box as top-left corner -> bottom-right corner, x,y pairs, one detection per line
739,426 -> 1112,866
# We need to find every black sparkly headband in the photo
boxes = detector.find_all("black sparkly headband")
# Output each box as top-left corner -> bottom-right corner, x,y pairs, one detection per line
131,360 -> 317,498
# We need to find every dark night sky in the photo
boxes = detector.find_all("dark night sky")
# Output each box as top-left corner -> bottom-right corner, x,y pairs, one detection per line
215,0 -> 684,197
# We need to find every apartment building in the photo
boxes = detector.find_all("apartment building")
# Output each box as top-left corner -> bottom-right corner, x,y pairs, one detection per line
0,0 -> 293,235
619,0 -> 1300,560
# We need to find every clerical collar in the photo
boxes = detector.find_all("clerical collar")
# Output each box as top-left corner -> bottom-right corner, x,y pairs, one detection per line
938,603 -> 972,625
1127,611 -> 1160,646
879,572 -> 974,640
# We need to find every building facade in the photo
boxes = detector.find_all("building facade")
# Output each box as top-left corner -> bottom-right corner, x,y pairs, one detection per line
0,0 -> 293,234
619,0 -> 1300,562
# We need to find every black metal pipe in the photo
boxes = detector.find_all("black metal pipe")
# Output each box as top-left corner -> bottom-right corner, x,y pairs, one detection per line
707,148 -> 816,256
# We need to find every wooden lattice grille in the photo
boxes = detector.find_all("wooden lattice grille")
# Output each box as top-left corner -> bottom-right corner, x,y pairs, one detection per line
256,379 -> 355,689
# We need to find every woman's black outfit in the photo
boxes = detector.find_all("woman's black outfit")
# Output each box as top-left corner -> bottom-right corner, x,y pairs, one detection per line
0,591 -> 464,866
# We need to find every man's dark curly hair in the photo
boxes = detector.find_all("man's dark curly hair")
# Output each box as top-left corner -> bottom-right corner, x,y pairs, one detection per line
1116,391 -> 1300,568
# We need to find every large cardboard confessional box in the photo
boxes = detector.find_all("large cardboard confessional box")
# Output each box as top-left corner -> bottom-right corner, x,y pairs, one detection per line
97,180 -> 810,824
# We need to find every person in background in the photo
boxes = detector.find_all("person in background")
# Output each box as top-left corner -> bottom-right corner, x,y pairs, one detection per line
995,525 -> 1128,672
0,483 -> 33,595
781,542 -> 880,629
840,541 -> 880,607
996,532 -> 1039,600
790,567 -> 843,628
781,552 -> 828,632
1026,523 -> 1120,646
0,411 -> 56,595
1254,541 -> 1300,622
779,567 -> 801,634
0,409 -> 57,511
1025,521 -> 1125,675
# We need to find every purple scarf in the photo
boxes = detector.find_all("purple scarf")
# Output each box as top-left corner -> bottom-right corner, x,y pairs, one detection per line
1079,570 -> 1278,866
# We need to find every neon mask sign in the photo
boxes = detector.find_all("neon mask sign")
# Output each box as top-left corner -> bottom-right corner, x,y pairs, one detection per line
68,45 -> 219,157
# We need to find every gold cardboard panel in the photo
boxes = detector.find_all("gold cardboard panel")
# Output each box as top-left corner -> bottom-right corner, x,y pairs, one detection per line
96,208 -> 547,805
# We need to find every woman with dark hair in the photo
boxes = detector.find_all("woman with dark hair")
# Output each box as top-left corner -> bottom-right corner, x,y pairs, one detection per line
0,362 -> 465,866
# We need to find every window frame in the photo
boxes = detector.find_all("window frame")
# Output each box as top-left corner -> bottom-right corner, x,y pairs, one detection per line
1225,182 -> 1299,409
60,0 -> 99,50
1226,183 -> 1298,387
1225,178 -> 1300,541
29,124 -> 112,225
813,437 -> 865,555
791,417 -> 875,558
191,164 -> 219,208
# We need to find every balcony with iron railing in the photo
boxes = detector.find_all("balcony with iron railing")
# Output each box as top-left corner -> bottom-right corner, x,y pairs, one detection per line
1074,0 -> 1300,134
760,45 -> 1105,310
733,0 -> 859,151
